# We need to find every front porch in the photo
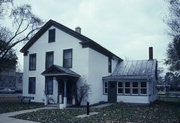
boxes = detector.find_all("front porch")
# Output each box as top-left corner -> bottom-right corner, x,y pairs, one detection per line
42,65 -> 80,108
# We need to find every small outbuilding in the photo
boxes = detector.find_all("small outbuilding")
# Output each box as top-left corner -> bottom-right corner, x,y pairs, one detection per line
103,48 -> 158,104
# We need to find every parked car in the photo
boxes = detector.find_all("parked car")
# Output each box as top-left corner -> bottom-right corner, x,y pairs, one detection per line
0,88 -> 15,93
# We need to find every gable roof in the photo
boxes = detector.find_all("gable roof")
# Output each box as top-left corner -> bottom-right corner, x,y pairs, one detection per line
20,19 -> 122,60
42,65 -> 80,77
103,59 -> 158,80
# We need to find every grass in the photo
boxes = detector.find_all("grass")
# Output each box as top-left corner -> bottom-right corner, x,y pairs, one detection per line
0,101 -> 44,114
159,97 -> 180,103
14,98 -> 180,123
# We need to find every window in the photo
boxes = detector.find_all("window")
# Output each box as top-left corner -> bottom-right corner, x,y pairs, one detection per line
45,77 -> 53,95
28,77 -> 36,94
48,29 -> 55,42
46,51 -> 54,69
125,82 -> 130,94
108,57 -> 112,73
29,54 -> 36,70
140,82 -> 147,94
117,82 -> 123,94
132,82 -> 139,94
63,49 -> 72,68
104,82 -> 108,94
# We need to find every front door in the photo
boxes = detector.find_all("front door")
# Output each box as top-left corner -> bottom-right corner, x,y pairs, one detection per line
108,81 -> 117,103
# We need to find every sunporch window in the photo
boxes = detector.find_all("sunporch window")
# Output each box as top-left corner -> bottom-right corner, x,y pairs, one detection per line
140,82 -> 147,94
103,82 -> 108,94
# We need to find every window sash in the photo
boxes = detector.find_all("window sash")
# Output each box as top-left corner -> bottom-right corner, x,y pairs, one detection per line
104,82 -> 108,94
29,54 -> 36,70
28,77 -> 36,94
108,58 -> 112,73
117,82 -> 123,94
46,52 -> 54,69
46,77 -> 53,95
63,49 -> 72,68
48,29 -> 55,42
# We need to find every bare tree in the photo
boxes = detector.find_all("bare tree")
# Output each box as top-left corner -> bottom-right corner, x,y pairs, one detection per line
165,0 -> 180,72
75,79 -> 90,106
0,3 -> 43,72
0,0 -> 13,16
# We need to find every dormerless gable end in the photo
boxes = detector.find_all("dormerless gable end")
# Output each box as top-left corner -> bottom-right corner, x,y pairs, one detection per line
20,19 -> 123,61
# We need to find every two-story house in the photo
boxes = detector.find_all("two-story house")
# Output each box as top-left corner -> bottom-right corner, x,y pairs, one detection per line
20,20 -> 157,107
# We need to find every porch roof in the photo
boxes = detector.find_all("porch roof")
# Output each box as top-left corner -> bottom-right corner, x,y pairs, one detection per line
41,65 -> 80,78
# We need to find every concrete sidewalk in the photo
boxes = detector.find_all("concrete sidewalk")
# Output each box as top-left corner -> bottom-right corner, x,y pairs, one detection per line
91,103 -> 113,109
0,107 -> 57,123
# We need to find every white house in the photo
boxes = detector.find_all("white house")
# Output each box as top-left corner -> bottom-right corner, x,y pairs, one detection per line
20,20 -> 158,107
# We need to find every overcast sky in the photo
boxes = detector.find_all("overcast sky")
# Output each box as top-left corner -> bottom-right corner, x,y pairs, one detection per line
13,0 -> 170,71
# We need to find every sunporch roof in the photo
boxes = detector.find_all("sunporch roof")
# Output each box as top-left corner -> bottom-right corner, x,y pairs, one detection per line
42,65 -> 80,78
103,59 -> 157,80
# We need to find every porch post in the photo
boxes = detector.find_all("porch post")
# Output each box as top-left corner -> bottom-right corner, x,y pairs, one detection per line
63,79 -> 67,108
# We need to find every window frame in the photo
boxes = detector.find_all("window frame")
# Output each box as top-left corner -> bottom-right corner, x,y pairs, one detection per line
140,82 -> 147,95
45,77 -> 53,95
131,82 -> 139,95
28,77 -> 36,94
117,82 -> 123,95
48,29 -> 55,43
103,81 -> 108,95
108,57 -> 112,73
29,53 -> 36,71
45,51 -> 54,69
124,82 -> 131,95
63,49 -> 73,68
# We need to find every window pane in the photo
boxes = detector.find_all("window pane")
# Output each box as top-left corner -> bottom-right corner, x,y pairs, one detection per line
118,82 -> 123,87
29,54 -> 36,70
46,77 -> 53,95
64,51 -> 72,59
108,57 -> 112,73
118,88 -> 123,94
125,88 -> 130,94
133,89 -> 138,94
105,88 -> 108,94
133,82 -> 138,87
29,77 -> 36,94
105,82 -> 107,87
141,82 -> 146,87
48,29 -> 55,42
46,52 -> 54,69
63,49 -> 72,68
141,89 -> 147,94
125,82 -> 130,87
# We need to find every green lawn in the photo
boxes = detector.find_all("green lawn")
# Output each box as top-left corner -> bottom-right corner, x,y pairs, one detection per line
159,97 -> 180,103
14,99 -> 180,123
0,101 -> 44,114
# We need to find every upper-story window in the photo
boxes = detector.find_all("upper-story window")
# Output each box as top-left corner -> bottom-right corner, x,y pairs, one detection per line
108,57 -> 112,73
46,51 -> 54,69
29,53 -> 36,70
63,49 -> 72,68
48,29 -> 55,42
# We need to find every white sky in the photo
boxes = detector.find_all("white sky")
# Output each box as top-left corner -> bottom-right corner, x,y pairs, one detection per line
11,0 -> 171,71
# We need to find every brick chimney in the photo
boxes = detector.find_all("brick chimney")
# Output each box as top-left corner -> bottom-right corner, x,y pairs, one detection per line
75,27 -> 81,34
149,47 -> 153,60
